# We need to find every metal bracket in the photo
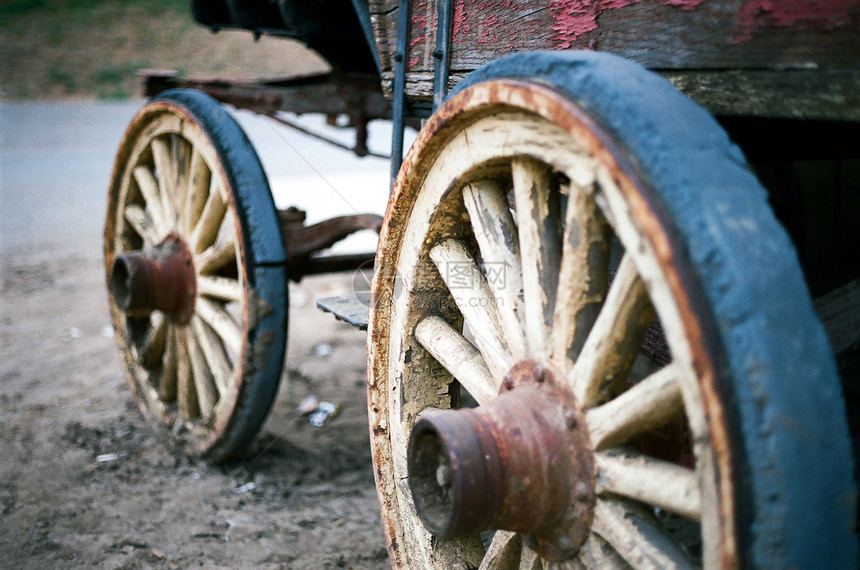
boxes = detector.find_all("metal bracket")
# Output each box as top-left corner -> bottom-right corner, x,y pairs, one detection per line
432,0 -> 455,110
279,207 -> 380,281
390,0 -> 413,188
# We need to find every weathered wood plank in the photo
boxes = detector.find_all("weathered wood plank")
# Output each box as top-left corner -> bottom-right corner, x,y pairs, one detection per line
369,0 -> 860,120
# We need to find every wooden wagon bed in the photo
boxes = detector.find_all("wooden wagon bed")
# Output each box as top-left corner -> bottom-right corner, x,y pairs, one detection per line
369,0 -> 860,120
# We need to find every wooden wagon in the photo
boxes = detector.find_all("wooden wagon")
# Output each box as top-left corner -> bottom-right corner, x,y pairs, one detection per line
103,1 -> 860,567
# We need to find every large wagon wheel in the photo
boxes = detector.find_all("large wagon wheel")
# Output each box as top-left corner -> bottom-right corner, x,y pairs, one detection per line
367,52 -> 856,568
105,90 -> 288,461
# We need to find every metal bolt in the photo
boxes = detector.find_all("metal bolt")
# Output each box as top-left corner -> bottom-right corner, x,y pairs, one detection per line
574,481 -> 589,501
556,536 -> 576,554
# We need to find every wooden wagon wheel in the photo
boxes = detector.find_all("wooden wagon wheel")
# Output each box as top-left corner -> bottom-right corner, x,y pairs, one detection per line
367,53 -> 856,568
105,90 -> 288,461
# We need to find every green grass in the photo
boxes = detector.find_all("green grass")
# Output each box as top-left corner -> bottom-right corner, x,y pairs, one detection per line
0,0 -> 188,18
0,0 -> 189,36
46,65 -> 77,93
0,0 -> 324,100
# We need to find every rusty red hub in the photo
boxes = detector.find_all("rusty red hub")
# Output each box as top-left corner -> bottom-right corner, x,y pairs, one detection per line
110,233 -> 197,324
407,360 -> 595,561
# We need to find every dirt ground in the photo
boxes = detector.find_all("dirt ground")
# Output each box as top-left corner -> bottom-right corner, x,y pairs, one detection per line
0,243 -> 389,568
2,3 -> 392,566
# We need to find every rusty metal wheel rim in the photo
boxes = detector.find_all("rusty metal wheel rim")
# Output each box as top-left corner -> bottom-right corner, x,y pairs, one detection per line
105,99 -> 255,454
368,79 -> 731,568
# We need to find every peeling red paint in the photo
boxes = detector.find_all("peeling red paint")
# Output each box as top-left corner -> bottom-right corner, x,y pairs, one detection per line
479,13 -> 501,42
551,0 -> 707,48
452,0 -> 470,38
409,0 -> 430,50
452,0 -> 516,42
733,0 -> 860,42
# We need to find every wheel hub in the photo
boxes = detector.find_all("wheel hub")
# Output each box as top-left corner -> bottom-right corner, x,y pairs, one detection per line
110,233 -> 197,324
407,360 -> 595,561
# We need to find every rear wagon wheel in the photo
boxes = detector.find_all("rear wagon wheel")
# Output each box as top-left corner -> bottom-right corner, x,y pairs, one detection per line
105,90 -> 287,461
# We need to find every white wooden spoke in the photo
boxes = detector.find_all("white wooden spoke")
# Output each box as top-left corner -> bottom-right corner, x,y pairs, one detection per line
197,275 -> 243,303
479,532 -> 542,570
462,180 -> 527,361
414,316 -> 499,404
190,184 -> 227,253
586,363 -> 684,450
186,328 -> 219,418
429,239 -> 512,379
132,165 -> 168,236
479,531 -> 522,570
191,316 -> 232,396
592,499 -> 693,569
138,316 -> 167,368
551,183 -> 610,369
577,533 -> 628,569
570,253 -> 655,407
196,297 -> 242,356
195,236 -> 237,275
518,546 -> 543,570
512,158 -> 562,356
159,324 -> 178,402
184,149 -> 211,233
124,204 -> 160,245
596,451 -> 701,521
175,327 -> 199,421
150,137 -> 177,225
170,136 -> 193,225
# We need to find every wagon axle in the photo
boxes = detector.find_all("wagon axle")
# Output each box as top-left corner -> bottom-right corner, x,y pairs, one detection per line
110,233 -> 197,324
407,360 -> 595,561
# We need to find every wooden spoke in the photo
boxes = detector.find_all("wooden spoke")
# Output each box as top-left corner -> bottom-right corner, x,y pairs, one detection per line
158,324 -> 178,402
551,183 -> 610,369
593,499 -> 693,569
462,180 -> 526,360
577,533 -> 628,569
569,253 -> 655,407
195,237 -> 237,275
132,165 -> 168,235
517,545 -> 543,570
191,316 -> 232,396
596,451 -> 701,521
415,315 -> 499,404
430,239 -> 512,379
150,137 -> 177,225
184,149 -> 211,233
190,184 -> 227,253
175,327 -> 199,421
196,297 -> 242,356
586,363 -> 684,450
124,204 -> 160,245
186,329 -> 219,418
512,158 -> 562,356
479,532 -> 544,570
197,275 -> 243,303
138,316 -> 167,368
170,136 -> 193,224
479,531 -> 522,570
